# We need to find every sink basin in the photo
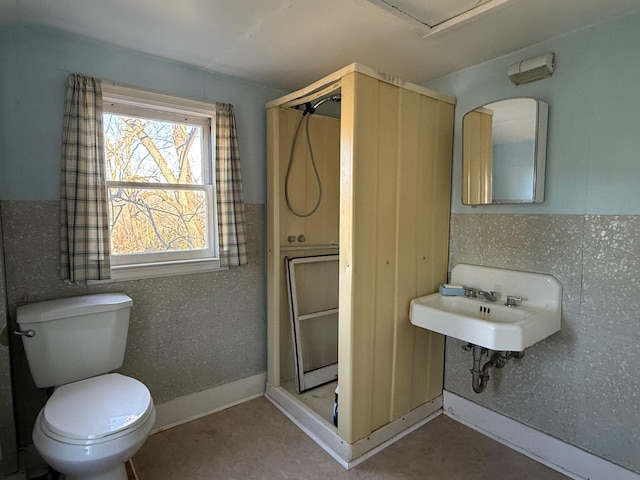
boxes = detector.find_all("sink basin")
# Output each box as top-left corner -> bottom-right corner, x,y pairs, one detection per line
410,294 -> 553,351
410,264 -> 561,351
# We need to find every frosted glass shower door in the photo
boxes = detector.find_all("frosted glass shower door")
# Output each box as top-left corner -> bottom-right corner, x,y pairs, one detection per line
286,254 -> 339,393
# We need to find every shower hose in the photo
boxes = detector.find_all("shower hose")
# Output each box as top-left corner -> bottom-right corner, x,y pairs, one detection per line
284,111 -> 323,218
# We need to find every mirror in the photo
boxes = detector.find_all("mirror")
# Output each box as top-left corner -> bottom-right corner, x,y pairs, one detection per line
462,98 -> 548,205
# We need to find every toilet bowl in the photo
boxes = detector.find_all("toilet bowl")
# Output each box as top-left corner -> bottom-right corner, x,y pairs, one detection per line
15,294 -> 155,480
33,373 -> 155,480
32,373 -> 155,480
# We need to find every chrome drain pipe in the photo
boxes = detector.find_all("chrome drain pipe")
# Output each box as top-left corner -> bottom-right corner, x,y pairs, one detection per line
470,345 -> 489,393
465,344 -> 525,393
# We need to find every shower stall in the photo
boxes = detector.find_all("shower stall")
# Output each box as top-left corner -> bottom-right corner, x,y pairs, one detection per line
266,64 -> 455,466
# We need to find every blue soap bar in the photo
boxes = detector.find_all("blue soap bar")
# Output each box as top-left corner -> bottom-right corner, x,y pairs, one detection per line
439,284 -> 466,296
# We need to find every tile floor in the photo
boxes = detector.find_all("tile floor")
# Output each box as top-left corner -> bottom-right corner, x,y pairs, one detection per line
133,396 -> 569,479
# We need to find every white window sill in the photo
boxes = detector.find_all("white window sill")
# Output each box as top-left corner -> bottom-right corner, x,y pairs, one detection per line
87,258 -> 226,284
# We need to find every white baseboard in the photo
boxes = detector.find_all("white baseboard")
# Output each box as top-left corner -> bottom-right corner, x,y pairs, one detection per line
443,391 -> 640,480
152,372 -> 266,433
266,383 -> 442,469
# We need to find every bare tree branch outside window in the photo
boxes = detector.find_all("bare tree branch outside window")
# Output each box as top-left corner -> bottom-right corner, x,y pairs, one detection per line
103,113 -> 207,255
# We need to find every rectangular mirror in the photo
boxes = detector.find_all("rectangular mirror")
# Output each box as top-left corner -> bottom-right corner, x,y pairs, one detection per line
462,98 -> 548,205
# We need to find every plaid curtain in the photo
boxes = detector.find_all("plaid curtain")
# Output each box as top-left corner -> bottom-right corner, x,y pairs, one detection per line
59,74 -> 111,282
215,103 -> 248,267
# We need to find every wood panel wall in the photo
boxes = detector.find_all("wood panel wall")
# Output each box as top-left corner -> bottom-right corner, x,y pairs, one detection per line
338,72 -> 453,443
278,109 -> 340,247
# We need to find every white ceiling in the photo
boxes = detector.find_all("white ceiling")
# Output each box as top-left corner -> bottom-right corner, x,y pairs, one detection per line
1,0 -> 639,91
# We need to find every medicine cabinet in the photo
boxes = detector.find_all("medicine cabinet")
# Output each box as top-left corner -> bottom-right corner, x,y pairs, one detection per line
462,98 -> 548,205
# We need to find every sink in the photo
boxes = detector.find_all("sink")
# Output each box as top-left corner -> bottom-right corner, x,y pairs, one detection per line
410,294 -> 553,351
410,264 -> 561,351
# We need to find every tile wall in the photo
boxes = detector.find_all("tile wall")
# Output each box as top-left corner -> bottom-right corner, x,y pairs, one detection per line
447,213 -> 640,473
1,200 -> 267,448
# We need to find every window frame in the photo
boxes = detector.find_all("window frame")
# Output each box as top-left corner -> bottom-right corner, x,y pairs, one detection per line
101,83 -> 222,281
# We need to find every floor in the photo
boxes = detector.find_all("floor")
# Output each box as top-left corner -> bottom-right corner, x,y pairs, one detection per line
30,460 -> 138,480
133,396 -> 570,480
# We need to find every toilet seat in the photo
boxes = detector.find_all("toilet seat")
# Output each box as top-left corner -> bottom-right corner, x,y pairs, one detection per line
40,373 -> 152,445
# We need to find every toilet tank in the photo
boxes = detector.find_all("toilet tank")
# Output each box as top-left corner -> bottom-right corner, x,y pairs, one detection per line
16,293 -> 133,388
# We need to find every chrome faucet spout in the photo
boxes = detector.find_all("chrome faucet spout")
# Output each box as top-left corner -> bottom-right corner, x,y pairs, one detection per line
478,290 -> 498,302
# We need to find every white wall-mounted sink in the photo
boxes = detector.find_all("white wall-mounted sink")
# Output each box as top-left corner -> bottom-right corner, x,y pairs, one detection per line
410,264 -> 562,351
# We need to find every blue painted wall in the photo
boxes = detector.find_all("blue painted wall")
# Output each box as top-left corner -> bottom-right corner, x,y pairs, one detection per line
426,8 -> 640,215
0,24 -> 285,203
427,10 -> 640,473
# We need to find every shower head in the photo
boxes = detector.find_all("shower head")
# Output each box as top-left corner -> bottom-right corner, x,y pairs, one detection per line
312,94 -> 342,110
303,94 -> 342,116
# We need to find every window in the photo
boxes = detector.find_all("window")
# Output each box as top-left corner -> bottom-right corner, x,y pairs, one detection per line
102,85 -> 220,280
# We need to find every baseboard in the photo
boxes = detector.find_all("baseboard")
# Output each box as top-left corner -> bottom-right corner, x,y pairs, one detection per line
443,390 -> 640,480
4,471 -> 25,480
4,472 -> 25,480
347,400 -> 442,469
152,372 -> 267,433
266,383 -> 442,469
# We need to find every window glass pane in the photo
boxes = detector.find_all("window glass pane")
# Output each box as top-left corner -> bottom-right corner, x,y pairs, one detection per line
104,113 -> 204,185
108,187 -> 208,254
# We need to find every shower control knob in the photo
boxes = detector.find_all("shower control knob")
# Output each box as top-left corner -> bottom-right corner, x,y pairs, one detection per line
288,235 -> 296,243
297,234 -> 306,243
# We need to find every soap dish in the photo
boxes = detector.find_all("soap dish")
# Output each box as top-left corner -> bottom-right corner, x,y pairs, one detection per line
439,284 -> 466,296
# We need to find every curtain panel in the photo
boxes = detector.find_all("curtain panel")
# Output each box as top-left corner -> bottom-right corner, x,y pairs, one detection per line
215,103 -> 248,267
59,74 -> 111,282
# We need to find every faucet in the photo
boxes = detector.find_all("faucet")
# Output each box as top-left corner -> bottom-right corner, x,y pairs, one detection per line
478,290 -> 498,302
505,295 -> 522,307
464,287 -> 477,298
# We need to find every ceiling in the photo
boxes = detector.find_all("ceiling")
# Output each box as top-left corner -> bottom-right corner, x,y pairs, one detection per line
1,0 -> 639,92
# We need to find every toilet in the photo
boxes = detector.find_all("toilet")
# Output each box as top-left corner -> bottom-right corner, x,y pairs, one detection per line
16,293 -> 155,480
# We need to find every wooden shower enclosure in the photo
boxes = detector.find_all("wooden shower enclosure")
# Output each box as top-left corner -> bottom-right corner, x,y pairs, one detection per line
266,64 -> 455,458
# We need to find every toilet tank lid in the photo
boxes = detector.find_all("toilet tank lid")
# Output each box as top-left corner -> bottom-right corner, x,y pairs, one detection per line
17,293 -> 133,324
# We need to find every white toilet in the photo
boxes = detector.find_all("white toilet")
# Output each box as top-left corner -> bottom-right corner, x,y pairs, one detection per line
16,293 -> 155,480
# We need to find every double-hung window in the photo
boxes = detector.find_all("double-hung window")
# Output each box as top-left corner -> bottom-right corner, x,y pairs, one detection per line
102,85 -> 220,280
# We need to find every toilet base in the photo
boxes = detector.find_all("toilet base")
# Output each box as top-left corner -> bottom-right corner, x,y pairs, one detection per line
66,463 -> 126,480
